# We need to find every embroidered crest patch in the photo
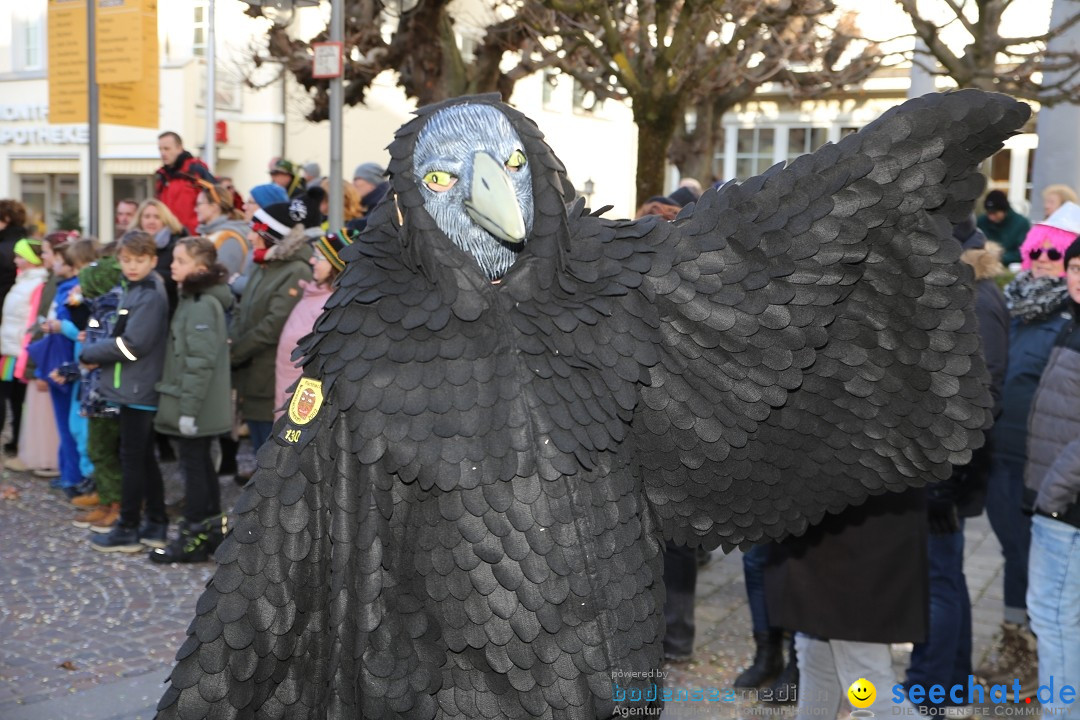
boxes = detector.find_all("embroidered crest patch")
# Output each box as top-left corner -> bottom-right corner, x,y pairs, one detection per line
287,378 -> 324,426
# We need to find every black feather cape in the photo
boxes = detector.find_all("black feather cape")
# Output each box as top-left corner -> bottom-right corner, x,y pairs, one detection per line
156,90 -> 1030,719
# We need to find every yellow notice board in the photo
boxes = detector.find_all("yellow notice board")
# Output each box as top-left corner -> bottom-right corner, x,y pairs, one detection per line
48,0 -> 159,129
96,0 -> 143,85
99,0 -> 158,128
48,0 -> 89,124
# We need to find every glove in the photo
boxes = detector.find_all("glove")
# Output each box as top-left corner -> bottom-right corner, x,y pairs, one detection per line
179,416 -> 198,437
926,495 -> 960,535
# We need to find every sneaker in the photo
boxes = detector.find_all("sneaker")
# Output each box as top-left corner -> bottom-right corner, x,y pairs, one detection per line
71,492 -> 100,508
34,468 -> 61,478
138,519 -> 169,549
4,456 -> 28,472
73,504 -> 113,529
149,519 -> 225,564
61,486 -> 87,501
90,523 -> 143,553
975,622 -> 1038,695
89,503 -> 121,533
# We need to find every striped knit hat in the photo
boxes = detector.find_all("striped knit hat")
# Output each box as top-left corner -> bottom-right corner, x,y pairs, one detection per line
313,228 -> 357,272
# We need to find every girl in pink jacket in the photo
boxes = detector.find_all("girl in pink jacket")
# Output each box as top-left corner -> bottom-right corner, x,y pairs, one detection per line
274,229 -> 355,421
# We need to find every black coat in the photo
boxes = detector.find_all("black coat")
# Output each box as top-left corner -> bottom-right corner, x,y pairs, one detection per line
155,91 -> 1026,720
0,223 -> 26,307
765,489 -> 929,643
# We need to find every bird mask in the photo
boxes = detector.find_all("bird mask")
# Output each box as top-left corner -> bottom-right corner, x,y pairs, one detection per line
386,95 -> 576,283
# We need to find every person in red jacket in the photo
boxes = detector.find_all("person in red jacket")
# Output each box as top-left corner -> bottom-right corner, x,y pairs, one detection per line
154,132 -> 215,234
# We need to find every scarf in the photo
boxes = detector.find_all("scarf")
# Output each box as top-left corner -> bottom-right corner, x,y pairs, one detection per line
1003,270 -> 1070,323
153,226 -> 173,250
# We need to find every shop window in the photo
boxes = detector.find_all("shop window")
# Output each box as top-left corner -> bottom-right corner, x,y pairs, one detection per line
20,174 -> 80,233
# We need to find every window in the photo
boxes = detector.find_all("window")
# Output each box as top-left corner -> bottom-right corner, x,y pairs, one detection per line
735,128 -> 775,180
572,79 -> 600,114
787,127 -> 828,161
542,70 -> 559,110
19,174 -> 80,233
712,128 -> 726,183
13,3 -> 46,72
193,1 -> 208,57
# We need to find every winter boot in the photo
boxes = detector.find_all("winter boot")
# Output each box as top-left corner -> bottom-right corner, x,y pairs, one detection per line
765,634 -> 799,704
734,630 -> 784,688
975,622 -> 1038,696
149,519 -> 225,564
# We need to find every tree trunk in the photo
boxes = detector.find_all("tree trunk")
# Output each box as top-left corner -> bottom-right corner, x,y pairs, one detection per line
669,100 -> 717,184
633,101 -> 680,206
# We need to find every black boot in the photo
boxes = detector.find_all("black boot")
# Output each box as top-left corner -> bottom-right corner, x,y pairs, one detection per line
733,630 -> 784,688
148,519 -> 224,564
764,634 -> 799,704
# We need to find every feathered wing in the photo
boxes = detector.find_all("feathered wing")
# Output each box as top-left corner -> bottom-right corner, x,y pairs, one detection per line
633,90 -> 1030,551
156,410 -> 443,720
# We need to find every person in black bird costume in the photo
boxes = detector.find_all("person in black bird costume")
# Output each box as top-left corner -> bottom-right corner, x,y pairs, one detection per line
156,90 -> 1029,720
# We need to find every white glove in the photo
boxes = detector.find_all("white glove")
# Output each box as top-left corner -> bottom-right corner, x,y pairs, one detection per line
179,416 -> 198,436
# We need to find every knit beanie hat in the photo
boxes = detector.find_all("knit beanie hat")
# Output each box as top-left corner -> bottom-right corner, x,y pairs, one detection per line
250,183 -> 289,209
1064,235 -> 1080,270
14,238 -> 43,265
984,190 -> 1010,213
313,228 -> 357,272
252,202 -> 302,245
352,162 -> 386,186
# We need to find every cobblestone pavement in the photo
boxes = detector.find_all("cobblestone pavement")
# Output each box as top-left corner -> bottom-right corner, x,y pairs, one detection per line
0,443 -> 252,718
0,445 -> 1011,720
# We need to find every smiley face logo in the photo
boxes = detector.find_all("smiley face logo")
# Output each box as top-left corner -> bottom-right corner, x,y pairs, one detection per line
847,678 -> 876,709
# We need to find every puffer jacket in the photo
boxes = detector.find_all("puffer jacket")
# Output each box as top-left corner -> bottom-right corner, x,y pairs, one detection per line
993,273 -> 1072,469
231,226 -> 311,422
1024,302 -> 1080,528
273,279 -> 331,421
0,267 -> 48,357
196,215 -> 251,278
155,266 -> 234,437
79,272 -> 169,408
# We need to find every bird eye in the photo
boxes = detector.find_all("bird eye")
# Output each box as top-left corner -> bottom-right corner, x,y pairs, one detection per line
423,171 -> 457,192
505,150 -> 527,172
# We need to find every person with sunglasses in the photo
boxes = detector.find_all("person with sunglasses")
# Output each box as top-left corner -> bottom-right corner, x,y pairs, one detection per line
979,201 -> 1080,690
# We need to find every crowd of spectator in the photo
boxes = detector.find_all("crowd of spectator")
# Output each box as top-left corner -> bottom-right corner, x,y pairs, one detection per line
1,130 -> 1077,718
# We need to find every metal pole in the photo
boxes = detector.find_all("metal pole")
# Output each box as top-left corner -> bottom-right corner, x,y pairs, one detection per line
204,0 -> 217,172
88,0 -> 99,236
328,0 -> 343,229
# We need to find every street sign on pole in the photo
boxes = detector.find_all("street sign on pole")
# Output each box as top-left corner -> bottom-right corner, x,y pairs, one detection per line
312,42 -> 343,79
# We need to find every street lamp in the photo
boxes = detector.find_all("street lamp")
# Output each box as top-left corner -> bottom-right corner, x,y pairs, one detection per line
240,0 -> 320,28
583,178 -> 595,205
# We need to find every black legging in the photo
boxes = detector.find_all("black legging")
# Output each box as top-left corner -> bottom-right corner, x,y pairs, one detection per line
0,379 -> 26,450
178,436 -> 221,523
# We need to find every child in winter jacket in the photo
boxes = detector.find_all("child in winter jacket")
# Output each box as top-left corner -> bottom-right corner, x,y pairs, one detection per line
273,228 -> 354,420
81,232 -> 169,553
33,239 -> 95,497
70,250 -> 124,532
0,239 -> 48,458
149,237 -> 234,563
